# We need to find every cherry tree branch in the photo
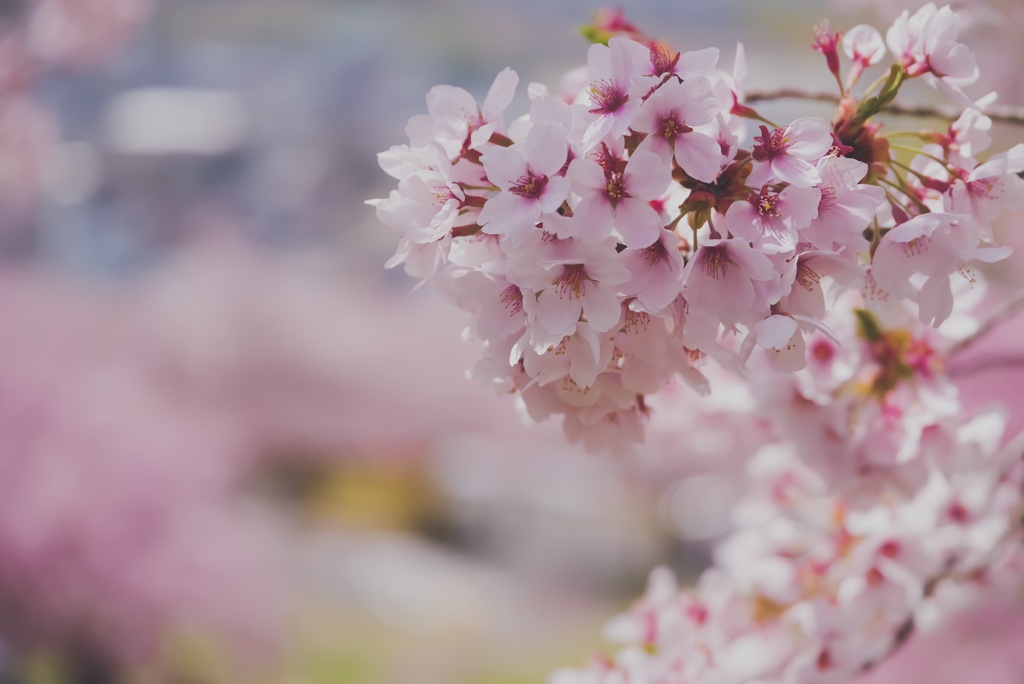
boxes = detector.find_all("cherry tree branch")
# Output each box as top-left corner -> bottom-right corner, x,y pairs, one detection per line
746,89 -> 1024,125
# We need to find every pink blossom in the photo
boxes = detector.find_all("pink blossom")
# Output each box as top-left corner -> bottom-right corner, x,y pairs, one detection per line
748,117 -> 833,188
407,67 -> 519,160
872,212 -> 1011,325
620,228 -> 685,313
726,185 -> 821,254
802,156 -> 885,252
517,322 -> 610,392
843,24 -> 887,66
946,144 -> 1024,227
938,107 -> 992,166
618,37 -> 720,84
631,76 -> 724,183
581,38 -> 644,150
478,122 -> 570,236
373,144 -> 467,244
681,238 -> 780,349
886,4 -> 979,84
567,147 -> 670,248
508,236 -> 630,343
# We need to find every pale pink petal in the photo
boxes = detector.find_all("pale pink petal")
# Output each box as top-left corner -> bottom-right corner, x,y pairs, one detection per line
918,274 -> 953,326
568,157 -> 609,194
624,149 -> 671,200
772,155 -> 822,188
676,47 -> 720,78
784,117 -> 832,159
534,289 -> 582,337
674,76 -> 720,127
582,285 -> 624,332
481,67 -> 519,122
614,197 -> 663,249
674,131 -> 724,183
779,185 -> 821,229
479,192 -> 539,235
526,123 -> 569,177
570,199 -> 616,243
539,176 -> 570,214
481,145 -> 527,189
725,201 -> 763,243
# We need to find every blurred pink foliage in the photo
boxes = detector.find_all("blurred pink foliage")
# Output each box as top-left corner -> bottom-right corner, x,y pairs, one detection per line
0,270 -> 285,667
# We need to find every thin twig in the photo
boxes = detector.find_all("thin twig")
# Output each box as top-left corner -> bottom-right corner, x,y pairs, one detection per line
746,88 -> 1024,126
948,353 -> 1024,378
948,290 -> 1024,357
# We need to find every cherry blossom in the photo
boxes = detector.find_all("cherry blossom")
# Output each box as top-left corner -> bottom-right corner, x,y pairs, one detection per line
886,3 -> 979,86
749,117 -> 833,188
567,147 -> 670,248
478,122 -> 570,236
726,184 -> 821,254
631,76 -> 725,183
843,24 -> 887,88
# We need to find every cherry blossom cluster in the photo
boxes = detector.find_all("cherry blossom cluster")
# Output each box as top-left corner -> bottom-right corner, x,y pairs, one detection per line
552,301 -> 1024,684
371,3 -> 1022,448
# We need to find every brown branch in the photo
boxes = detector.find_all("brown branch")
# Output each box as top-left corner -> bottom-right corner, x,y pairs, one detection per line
745,88 -> 1024,125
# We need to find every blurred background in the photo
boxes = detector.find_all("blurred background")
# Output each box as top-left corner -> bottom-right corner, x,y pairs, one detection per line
1,0 -> 1023,682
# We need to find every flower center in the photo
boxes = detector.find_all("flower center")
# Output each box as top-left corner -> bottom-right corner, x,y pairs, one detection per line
700,245 -> 730,280
752,125 -> 790,161
796,263 -> 821,292
432,185 -> 460,208
554,263 -> 589,299
500,284 -> 524,316
756,193 -> 782,217
624,309 -> 651,333
604,173 -> 627,206
902,236 -> 930,257
641,239 -> 669,266
648,44 -> 680,76
588,80 -> 629,115
659,114 -> 691,142
509,172 -> 548,199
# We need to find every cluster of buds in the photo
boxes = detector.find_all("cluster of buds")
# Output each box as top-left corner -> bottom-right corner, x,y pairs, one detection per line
371,3 -> 1022,449
552,303 -> 1024,684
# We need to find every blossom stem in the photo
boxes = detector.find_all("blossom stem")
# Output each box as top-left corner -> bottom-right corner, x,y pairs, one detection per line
745,89 -> 1024,126
889,143 -> 951,168
880,170 -> 931,213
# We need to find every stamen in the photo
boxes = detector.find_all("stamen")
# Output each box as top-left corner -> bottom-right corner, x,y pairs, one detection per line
902,236 -> 930,257
757,193 -> 782,217
641,239 -> 668,266
605,173 -> 626,205
588,80 -> 628,115
701,245 -> 729,280
509,172 -> 548,199
624,310 -> 651,333
659,114 -> 691,142
500,284 -> 524,316
752,125 -> 790,161
796,263 -> 821,292
649,44 -> 680,76
554,263 -> 589,299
